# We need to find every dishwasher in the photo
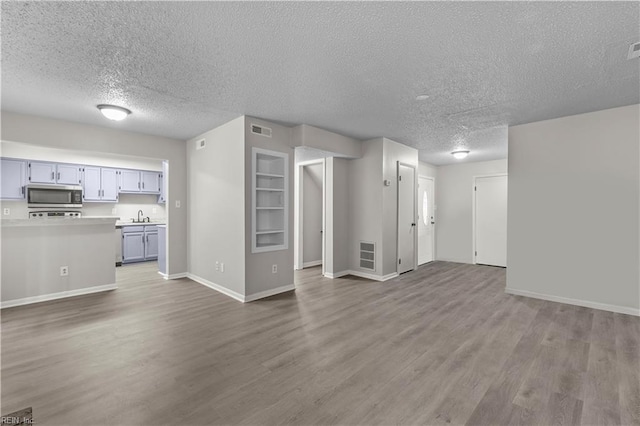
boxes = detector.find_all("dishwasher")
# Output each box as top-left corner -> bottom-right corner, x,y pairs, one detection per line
115,226 -> 123,266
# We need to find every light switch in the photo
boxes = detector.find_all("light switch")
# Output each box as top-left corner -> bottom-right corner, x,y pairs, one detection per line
3,208 -> 9,216
175,200 -> 181,208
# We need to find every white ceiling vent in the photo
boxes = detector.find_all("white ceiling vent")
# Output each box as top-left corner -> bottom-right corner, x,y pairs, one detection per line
195,138 -> 206,150
628,42 -> 640,60
251,124 -> 272,138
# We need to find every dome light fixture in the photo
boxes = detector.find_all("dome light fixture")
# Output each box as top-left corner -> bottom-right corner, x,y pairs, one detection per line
97,104 -> 131,121
415,94 -> 430,101
451,150 -> 470,160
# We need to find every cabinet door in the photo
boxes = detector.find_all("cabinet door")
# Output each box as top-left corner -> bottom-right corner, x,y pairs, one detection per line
141,171 -> 161,194
101,168 -> 119,202
82,166 -> 102,201
56,164 -> 82,185
119,170 -> 140,192
0,159 -> 26,199
158,161 -> 168,203
29,161 -> 56,184
144,231 -> 159,260
123,232 -> 145,263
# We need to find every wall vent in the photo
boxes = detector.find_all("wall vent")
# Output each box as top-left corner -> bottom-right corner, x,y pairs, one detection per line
251,124 -> 272,138
359,241 -> 375,270
195,139 -> 206,150
628,42 -> 640,60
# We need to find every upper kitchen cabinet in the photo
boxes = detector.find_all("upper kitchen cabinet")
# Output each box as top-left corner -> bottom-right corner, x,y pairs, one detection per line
28,161 -> 82,185
1,158 -> 27,199
83,166 -> 119,202
119,169 -> 161,194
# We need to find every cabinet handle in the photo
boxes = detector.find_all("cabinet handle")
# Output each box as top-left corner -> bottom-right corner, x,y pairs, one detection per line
57,172 -> 60,180
51,171 -> 55,180
142,182 -> 145,189
138,182 -> 140,189
21,186 -> 24,195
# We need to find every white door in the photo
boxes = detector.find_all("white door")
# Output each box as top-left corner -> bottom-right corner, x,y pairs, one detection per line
418,177 -> 435,265
397,164 -> 416,274
302,163 -> 323,267
475,175 -> 508,267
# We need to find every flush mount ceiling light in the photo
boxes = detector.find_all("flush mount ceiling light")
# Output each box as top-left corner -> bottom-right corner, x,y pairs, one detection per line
451,150 -> 470,159
97,104 -> 131,121
415,94 -> 430,101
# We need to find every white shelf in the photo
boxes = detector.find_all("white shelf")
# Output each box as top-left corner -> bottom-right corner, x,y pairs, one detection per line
252,148 -> 288,253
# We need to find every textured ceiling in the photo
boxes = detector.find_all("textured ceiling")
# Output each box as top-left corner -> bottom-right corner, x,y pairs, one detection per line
2,2 -> 639,165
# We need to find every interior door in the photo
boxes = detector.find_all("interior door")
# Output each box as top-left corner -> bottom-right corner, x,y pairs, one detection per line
397,163 -> 416,274
418,176 -> 435,265
475,175 -> 508,267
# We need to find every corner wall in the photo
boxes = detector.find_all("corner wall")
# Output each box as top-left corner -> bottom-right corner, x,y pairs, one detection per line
187,116 -> 246,296
507,104 -> 639,315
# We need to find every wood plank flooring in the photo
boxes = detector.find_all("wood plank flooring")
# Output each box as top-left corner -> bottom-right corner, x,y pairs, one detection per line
1,261 -> 639,425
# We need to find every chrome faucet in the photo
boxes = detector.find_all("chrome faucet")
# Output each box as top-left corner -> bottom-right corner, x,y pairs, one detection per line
137,210 -> 144,223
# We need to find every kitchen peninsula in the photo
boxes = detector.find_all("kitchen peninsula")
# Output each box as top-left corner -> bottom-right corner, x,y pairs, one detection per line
1,216 -> 117,308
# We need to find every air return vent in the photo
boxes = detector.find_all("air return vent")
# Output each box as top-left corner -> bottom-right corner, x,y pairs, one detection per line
359,242 -> 375,270
628,42 -> 640,60
251,124 -> 272,138
195,139 -> 206,150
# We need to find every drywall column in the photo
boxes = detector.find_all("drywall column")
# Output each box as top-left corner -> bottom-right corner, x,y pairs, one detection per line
507,104 -> 639,315
324,157 -> 349,277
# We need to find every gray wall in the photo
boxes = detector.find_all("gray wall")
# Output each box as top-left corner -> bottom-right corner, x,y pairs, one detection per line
436,159 -> 508,263
302,163 -> 323,264
381,138 -> 419,276
187,116 -> 246,295
0,112 -> 188,275
292,124 -> 362,158
507,104 -> 639,314
244,117 -> 295,296
419,161 -> 437,179
325,157 -> 350,275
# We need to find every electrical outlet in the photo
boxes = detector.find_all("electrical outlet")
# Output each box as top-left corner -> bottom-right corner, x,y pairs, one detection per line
60,266 -> 69,276
175,200 -> 181,208
111,207 -> 117,215
272,264 -> 277,274
220,263 -> 225,273
152,207 -> 157,214
215,261 -> 219,271
3,208 -> 9,216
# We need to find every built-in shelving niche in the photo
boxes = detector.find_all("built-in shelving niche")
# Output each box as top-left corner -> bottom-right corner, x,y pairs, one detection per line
252,148 -> 288,253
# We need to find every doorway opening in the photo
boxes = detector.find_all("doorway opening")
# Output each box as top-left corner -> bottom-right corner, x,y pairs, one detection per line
397,162 -> 417,274
294,159 -> 325,275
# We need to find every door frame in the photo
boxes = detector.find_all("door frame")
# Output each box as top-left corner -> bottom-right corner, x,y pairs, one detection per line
418,175 -> 436,265
397,162 -> 418,274
294,158 -> 326,273
472,173 -> 508,265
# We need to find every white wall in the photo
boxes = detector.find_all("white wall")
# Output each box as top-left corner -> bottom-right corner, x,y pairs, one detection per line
381,138 -> 419,276
436,159 -> 508,263
507,104 -> 639,315
325,157 -> 349,275
292,124 -> 362,158
244,116 -> 295,297
302,163 -> 323,265
187,116 -> 246,295
418,161 -> 437,179
0,112 -> 188,275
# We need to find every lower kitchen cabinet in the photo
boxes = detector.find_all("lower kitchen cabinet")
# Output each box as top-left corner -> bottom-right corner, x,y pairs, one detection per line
122,225 -> 159,264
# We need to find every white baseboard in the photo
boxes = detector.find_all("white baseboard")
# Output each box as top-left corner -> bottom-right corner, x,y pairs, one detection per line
346,270 -> 399,282
245,284 -> 296,302
186,273 -> 245,303
1,284 -> 118,309
166,272 -> 187,280
303,260 -> 322,268
505,288 -> 640,317
324,270 -> 350,279
158,271 -> 168,279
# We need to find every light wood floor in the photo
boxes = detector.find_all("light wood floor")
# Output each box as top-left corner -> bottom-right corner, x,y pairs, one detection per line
2,261 -> 639,425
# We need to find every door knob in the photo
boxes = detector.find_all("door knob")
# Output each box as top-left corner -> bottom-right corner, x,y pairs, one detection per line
411,223 -> 416,227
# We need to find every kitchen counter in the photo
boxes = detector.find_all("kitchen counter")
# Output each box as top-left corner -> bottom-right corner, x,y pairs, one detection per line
116,220 -> 166,227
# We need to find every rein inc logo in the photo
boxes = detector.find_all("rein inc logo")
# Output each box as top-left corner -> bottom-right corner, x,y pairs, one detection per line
1,407 -> 33,425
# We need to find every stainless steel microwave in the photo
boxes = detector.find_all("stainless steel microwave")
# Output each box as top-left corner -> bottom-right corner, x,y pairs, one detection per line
27,185 -> 83,208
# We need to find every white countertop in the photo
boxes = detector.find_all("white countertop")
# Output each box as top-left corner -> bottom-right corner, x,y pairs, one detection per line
116,220 -> 166,227
1,217 -> 118,227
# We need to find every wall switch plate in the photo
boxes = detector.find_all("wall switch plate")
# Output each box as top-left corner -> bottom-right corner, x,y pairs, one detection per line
215,261 -> 219,271
111,208 -> 117,215
60,266 -> 69,276
220,263 -> 225,273
3,208 -> 9,216
152,207 -> 157,214
272,264 -> 277,274
175,200 -> 181,208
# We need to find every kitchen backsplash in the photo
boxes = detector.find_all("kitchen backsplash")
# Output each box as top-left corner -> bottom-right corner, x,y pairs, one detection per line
0,193 -> 166,221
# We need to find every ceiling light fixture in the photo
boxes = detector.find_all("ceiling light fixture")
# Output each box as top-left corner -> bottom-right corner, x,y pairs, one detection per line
451,150 -> 470,160
97,104 -> 131,121
415,94 -> 430,101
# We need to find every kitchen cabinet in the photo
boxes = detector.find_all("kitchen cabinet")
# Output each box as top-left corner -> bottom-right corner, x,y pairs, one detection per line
28,162 -> 82,185
122,225 -> 158,263
1,158 -> 27,199
157,225 -> 166,274
83,167 -> 119,202
119,170 -> 161,194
